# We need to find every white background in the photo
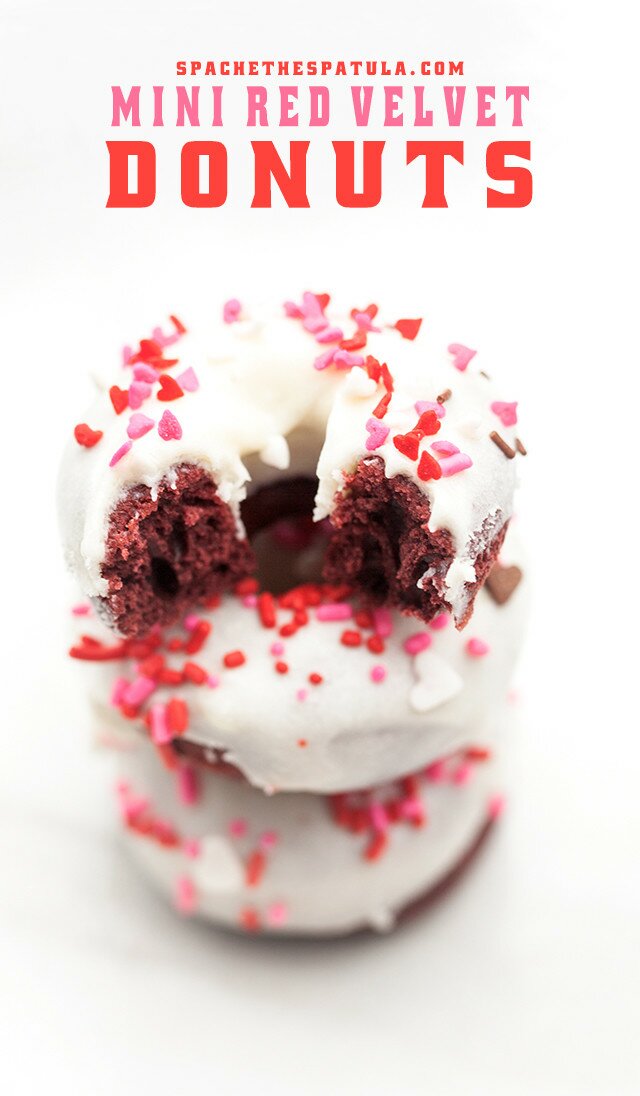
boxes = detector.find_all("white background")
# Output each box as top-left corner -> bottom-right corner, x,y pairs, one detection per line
1,1 -> 639,1093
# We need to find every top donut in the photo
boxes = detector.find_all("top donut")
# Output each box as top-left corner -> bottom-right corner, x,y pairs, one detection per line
58,293 -> 525,637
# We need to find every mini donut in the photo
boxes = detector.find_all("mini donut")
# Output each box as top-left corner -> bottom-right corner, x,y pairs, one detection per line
59,295 -> 526,637
72,531 -> 526,795
111,729 -> 504,937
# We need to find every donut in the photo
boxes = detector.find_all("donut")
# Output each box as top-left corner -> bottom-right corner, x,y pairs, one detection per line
59,294 -> 526,638
73,531 -> 527,794
109,728 -> 504,937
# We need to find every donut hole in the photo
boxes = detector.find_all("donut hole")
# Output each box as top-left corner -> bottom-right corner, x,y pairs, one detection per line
241,476 -> 328,594
150,556 -> 180,599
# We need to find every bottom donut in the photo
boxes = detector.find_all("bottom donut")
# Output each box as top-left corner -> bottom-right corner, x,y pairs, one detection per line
112,732 -> 505,937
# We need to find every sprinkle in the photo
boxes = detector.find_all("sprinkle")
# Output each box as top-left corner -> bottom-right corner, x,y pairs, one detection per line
266,902 -> 289,927
425,759 -> 446,782
403,632 -> 432,656
430,612 -> 449,630
259,830 -> 278,850
234,577 -> 259,596
373,607 -> 393,638
466,637 -> 490,657
367,635 -> 385,654
110,677 -> 129,706
258,592 -> 277,629
370,802 -> 388,832
365,417 -> 390,451
182,661 -> 208,684
417,450 -> 442,481
395,318 -> 422,340
488,794 -> 506,820
283,300 -> 304,318
431,440 -> 459,456
316,603 -> 352,622
364,831 -> 389,861
109,440 -> 132,467
334,350 -> 365,369
415,399 -> 445,420
313,349 -> 336,371
71,602 -> 91,616
296,688 -> 308,702
274,661 -> 289,674
157,374 -> 184,402
490,431 -> 516,459
245,849 -> 266,887
132,363 -> 158,383
166,697 -> 189,734
515,437 -> 527,456
207,674 -> 220,688
486,563 -> 522,605
109,385 -> 129,414
223,650 -> 246,669
149,703 -> 171,744
229,817 -> 248,837
183,613 -> 200,631
437,388 -> 452,403
239,907 -> 260,932
123,675 -> 156,707
223,298 -> 242,323
370,664 -> 386,683
128,380 -> 152,410
270,641 -> 285,657
242,594 -> 258,608
175,875 -> 197,915
308,672 -> 323,685
341,629 -> 362,647
158,410 -> 182,440
74,423 -> 103,448
439,452 -> 473,477
177,764 -> 200,805
393,431 -> 421,461
452,762 -> 473,786
171,314 -> 187,335
491,401 -> 518,427
182,839 -> 201,858
448,343 -> 477,371
127,412 -> 155,439
316,325 -> 343,344
297,737 -> 308,745
177,367 -> 199,392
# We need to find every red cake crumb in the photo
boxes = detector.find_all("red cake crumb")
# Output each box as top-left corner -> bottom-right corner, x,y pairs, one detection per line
322,456 -> 507,629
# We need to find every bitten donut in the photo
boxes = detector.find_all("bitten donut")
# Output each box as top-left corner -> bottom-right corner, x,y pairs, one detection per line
111,728 -> 505,937
58,294 -> 526,637
71,530 -> 526,794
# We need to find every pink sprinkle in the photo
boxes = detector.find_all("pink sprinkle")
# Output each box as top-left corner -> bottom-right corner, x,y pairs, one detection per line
109,440 -> 132,467
439,452 -> 472,477
110,676 -> 129,707
270,641 -> 285,656
431,440 -> 460,456
296,688 -> 308,702
175,875 -> 197,915
284,300 -> 304,318
430,613 -> 449,631
127,412 -> 155,439
448,343 -> 477,371
333,350 -> 364,369
183,613 -> 201,631
314,349 -> 336,371
223,298 -> 242,323
415,399 -> 445,420
177,764 -> 200,806
158,409 -> 182,441
71,602 -> 90,616
316,325 -> 343,344
266,901 -> 289,927
425,759 -> 446,783
403,632 -> 432,656
128,380 -> 153,410
370,665 -> 387,683
149,702 -> 171,744
303,314 -> 328,334
152,322 -> 182,348
466,637 -> 490,658
370,802 -> 388,832
452,762 -> 473,786
123,675 -> 156,707
132,363 -> 158,383
316,603 -> 352,622
177,367 -> 199,392
183,838 -> 201,858
121,345 -> 134,366
229,817 -> 248,838
488,793 -> 506,820
207,674 -> 220,688
365,417 -> 390,451
242,594 -> 258,608
373,607 -> 393,638
399,798 -> 424,822
354,311 -> 380,332
491,401 -> 518,427
259,830 -> 278,850
302,290 -> 323,317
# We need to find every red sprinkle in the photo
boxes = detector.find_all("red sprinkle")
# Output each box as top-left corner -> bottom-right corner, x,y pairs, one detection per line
364,831 -> 389,861
367,635 -> 385,654
274,661 -> 289,675
74,423 -> 103,448
417,450 -> 442,481
223,650 -> 246,669
340,630 -> 362,648
297,738 -> 308,747
395,318 -> 423,341
258,592 -> 277,629
166,697 -> 189,735
239,907 -> 261,933
308,672 -> 323,685
234,577 -> 259,596
157,374 -> 184,401
182,661 -> 208,684
109,385 -> 129,415
184,620 -> 211,655
245,849 -> 267,887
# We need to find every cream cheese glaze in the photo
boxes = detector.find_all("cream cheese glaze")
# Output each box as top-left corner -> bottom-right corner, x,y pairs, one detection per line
58,296 -> 522,626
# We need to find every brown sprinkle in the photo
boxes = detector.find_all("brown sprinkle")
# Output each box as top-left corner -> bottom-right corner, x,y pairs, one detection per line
436,388 -> 452,404
486,563 -> 523,605
515,437 -> 527,456
479,370 -> 492,380
490,431 -> 516,459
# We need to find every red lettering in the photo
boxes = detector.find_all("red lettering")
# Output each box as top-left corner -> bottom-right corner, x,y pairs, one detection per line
106,141 -> 155,207
486,141 -> 532,207
251,141 -> 310,208
333,141 -> 384,208
181,142 -> 227,207
406,141 -> 464,208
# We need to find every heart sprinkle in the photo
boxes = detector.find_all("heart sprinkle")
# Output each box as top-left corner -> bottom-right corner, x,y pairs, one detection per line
128,381 -> 152,410
417,450 -> 442,481
109,385 -> 129,415
176,367 -> 199,392
223,299 -> 242,323
74,423 -> 103,448
109,440 -> 132,467
491,401 -> 518,427
395,318 -> 423,341
158,410 -> 183,441
447,343 -> 477,371
365,418 -> 390,451
157,374 -> 184,402
127,413 -> 155,440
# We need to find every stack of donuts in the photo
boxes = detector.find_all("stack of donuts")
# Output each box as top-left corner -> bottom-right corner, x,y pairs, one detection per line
59,293 -> 527,936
